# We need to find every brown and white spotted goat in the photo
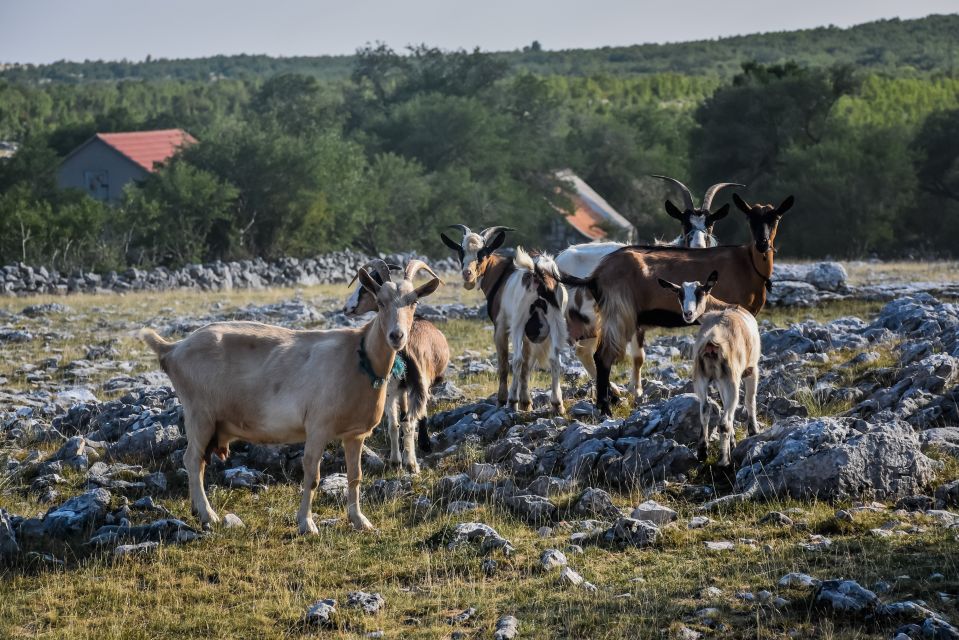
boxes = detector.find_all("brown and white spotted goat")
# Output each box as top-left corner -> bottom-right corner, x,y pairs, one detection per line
441,225 -> 568,413
343,259 -> 449,473
141,265 -> 440,533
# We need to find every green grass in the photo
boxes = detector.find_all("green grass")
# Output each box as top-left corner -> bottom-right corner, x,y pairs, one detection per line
0,284 -> 957,639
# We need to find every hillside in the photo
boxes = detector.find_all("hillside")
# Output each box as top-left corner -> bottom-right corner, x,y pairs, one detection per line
1,14 -> 956,84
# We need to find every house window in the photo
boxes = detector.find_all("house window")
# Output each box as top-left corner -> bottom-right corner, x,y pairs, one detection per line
84,170 -> 109,201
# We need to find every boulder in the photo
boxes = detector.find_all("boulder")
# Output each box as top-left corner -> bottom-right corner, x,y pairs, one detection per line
108,425 -> 186,463
0,509 -> 19,559
630,500 -> 677,525
733,416 -> 937,501
816,579 -> 880,614
572,488 -> 621,519
37,488 -> 112,539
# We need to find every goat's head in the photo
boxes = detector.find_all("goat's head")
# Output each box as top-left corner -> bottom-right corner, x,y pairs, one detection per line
658,270 -> 719,324
653,175 -> 744,248
344,259 -> 401,316
356,261 -> 441,351
733,194 -> 795,254
440,225 -> 511,290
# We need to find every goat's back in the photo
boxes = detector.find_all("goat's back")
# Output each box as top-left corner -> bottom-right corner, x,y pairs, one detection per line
159,321 -> 372,440
693,308 -> 760,379
407,318 -> 449,382
594,245 -> 769,322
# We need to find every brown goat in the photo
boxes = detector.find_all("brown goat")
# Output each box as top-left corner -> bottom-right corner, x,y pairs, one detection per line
561,194 -> 793,415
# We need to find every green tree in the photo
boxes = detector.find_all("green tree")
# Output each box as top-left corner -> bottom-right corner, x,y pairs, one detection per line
121,158 -> 238,265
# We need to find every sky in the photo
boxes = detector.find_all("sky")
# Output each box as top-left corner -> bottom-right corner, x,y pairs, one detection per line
1,0 -> 955,64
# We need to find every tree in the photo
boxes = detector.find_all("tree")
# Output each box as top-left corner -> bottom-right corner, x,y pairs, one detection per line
690,63 -> 857,191
121,158 -> 238,265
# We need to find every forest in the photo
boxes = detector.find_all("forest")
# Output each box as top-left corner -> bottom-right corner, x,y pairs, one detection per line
0,14 -> 957,270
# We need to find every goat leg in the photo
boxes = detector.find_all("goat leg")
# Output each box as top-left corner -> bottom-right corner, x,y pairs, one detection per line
343,435 -> 374,531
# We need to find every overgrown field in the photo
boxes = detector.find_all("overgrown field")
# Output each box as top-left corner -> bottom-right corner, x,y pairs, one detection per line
0,273 -> 957,639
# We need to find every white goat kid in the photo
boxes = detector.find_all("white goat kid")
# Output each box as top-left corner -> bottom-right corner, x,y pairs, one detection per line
659,271 -> 761,466
141,266 -> 440,533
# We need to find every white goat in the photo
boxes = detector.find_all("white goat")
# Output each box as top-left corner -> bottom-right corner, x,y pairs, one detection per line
659,271 -> 761,466
343,259 -> 449,474
141,267 -> 440,533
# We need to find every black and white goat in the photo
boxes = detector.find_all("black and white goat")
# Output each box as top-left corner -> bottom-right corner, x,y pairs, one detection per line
652,175 -> 743,248
658,271 -> 761,466
344,259 -> 449,473
440,225 -> 568,413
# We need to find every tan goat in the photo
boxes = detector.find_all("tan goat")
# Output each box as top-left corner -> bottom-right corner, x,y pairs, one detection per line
140,267 -> 440,533
659,271 -> 761,466
343,259 -> 449,473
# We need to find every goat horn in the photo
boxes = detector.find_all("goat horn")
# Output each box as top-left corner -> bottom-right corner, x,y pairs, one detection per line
404,259 -> 442,284
651,175 -> 694,212
479,226 -> 514,240
447,224 -> 472,237
348,259 -> 391,287
702,182 -> 746,210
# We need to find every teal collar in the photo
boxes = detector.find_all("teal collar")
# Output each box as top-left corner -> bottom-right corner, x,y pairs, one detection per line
358,335 -> 406,389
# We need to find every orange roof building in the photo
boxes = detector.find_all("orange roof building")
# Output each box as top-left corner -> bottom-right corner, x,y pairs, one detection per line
554,169 -> 634,242
57,129 -> 196,203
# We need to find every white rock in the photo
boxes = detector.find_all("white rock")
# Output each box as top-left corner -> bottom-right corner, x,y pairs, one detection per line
223,513 -> 245,529
630,500 -> 677,525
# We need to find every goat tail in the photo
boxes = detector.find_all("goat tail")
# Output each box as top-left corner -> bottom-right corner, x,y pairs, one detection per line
139,328 -> 175,356
596,286 -> 636,363
404,353 -> 429,425
514,246 -> 535,271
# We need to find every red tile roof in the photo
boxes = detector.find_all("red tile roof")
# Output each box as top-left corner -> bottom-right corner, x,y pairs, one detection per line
96,129 -> 196,172
554,170 -> 634,241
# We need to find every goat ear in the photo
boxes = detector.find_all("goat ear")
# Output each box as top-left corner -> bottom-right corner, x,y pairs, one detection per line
704,270 -> 720,291
664,200 -> 683,221
485,230 -> 507,253
732,193 -> 751,214
707,204 -> 730,224
776,195 -> 795,216
413,277 -> 440,300
358,268 -> 381,295
658,278 -> 681,292
440,232 -> 464,256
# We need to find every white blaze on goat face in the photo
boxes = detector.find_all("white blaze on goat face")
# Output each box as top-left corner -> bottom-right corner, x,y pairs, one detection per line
460,234 -> 485,289
687,214 -> 709,248
680,281 -> 706,323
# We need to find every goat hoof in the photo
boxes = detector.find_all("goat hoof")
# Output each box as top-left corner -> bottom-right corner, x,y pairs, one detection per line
404,462 -> 420,475
519,402 -> 532,412
551,402 -> 565,416
298,519 -> 319,536
350,515 -> 374,531
386,459 -> 402,469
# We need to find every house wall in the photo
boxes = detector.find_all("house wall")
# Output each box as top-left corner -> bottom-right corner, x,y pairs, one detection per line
56,140 -> 147,204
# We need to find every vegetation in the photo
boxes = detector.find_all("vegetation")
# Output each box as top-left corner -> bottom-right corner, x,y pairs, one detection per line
0,15 -> 958,271
2,14 -> 956,83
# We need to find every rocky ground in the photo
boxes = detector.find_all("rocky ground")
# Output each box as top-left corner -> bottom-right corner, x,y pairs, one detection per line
0,264 -> 957,639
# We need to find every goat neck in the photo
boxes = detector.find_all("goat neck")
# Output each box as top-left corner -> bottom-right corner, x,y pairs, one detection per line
748,243 -> 775,290
360,314 -> 397,386
479,253 -> 515,321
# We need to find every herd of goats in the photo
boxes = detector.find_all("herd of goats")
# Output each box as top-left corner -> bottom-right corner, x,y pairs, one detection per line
138,176 -> 795,534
